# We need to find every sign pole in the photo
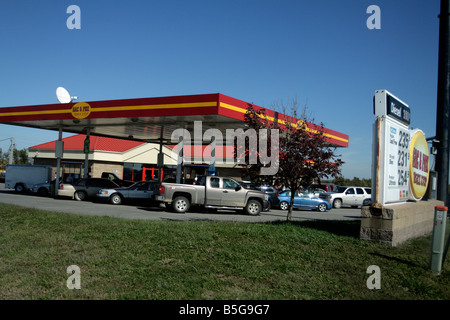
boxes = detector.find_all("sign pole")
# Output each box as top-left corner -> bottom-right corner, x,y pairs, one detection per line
431,206 -> 448,275
435,0 -> 450,205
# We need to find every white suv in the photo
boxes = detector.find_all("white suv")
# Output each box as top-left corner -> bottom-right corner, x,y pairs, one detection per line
319,186 -> 371,209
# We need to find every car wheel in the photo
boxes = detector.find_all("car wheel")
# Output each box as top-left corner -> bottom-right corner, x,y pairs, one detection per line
110,193 -> 123,205
280,201 -> 289,211
74,191 -> 87,201
317,203 -> 327,212
245,200 -> 262,216
38,187 -> 48,196
333,199 -> 342,209
14,184 -> 25,193
172,196 -> 190,213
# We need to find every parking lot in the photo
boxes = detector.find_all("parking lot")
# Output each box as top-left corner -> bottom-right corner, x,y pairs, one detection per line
0,183 -> 362,223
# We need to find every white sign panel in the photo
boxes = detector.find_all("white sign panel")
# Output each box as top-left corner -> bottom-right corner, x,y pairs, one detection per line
372,90 -> 411,206
384,117 -> 410,203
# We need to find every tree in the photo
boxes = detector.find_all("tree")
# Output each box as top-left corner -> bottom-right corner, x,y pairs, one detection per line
238,101 -> 344,221
0,148 -> 29,169
332,176 -> 371,187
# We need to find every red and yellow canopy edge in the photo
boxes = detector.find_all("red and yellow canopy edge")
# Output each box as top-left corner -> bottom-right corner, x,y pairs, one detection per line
217,94 -> 349,147
0,93 -> 348,147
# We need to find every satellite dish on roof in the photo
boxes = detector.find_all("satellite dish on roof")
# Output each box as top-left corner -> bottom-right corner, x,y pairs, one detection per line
56,87 -> 78,103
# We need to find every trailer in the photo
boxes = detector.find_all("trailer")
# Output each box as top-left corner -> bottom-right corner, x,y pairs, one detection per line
5,164 -> 53,192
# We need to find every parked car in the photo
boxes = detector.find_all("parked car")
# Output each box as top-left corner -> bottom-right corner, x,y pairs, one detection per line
278,190 -> 332,212
58,178 -> 120,201
362,198 -> 373,206
97,180 -> 160,205
256,185 -> 280,209
239,182 -> 280,210
32,179 -> 60,196
319,186 -> 372,208
311,183 -> 336,192
300,188 -> 327,198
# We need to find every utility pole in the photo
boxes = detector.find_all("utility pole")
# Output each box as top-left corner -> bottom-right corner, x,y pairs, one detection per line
9,137 -> 14,164
435,0 -> 450,205
435,0 -> 450,268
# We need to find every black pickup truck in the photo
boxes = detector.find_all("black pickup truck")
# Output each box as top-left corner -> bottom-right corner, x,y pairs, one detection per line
101,172 -> 134,187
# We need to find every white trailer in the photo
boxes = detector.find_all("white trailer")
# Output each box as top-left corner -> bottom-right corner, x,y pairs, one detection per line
5,164 -> 52,192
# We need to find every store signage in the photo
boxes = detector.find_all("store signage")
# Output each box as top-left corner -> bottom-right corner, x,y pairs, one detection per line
409,129 -> 430,200
386,94 -> 411,125
374,90 -> 411,125
71,102 -> 91,119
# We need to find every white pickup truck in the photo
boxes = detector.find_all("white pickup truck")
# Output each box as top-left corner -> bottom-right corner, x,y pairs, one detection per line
319,186 -> 372,208
156,176 -> 269,215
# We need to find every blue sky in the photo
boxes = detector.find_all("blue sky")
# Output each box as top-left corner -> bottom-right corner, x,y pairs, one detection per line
0,0 -> 441,178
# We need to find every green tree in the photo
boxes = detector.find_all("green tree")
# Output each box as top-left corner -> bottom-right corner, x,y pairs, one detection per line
1,148 -> 29,167
239,101 -> 344,221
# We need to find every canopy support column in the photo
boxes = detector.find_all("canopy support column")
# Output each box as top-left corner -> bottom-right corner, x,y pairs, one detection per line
176,134 -> 184,184
158,126 -> 164,181
208,136 -> 216,175
54,127 -> 63,198
84,128 -> 90,178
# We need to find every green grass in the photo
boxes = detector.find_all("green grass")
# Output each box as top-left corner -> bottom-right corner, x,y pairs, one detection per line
0,202 -> 449,300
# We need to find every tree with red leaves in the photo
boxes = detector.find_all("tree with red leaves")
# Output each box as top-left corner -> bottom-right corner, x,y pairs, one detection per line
237,103 -> 344,221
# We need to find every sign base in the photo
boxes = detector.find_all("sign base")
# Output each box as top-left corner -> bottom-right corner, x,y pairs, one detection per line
360,200 -> 443,246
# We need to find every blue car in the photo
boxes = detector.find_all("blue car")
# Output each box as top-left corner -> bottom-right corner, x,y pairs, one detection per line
278,190 -> 332,212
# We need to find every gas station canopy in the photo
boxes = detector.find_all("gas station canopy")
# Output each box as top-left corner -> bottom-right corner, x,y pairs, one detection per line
0,93 -> 349,147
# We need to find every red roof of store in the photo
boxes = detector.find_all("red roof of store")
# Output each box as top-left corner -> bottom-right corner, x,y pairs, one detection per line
30,134 -> 235,159
30,134 -> 145,153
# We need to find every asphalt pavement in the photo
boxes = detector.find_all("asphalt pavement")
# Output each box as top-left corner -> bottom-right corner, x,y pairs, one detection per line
0,184 -> 362,223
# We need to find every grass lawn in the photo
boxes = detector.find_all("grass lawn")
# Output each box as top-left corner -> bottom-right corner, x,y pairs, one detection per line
0,202 -> 449,300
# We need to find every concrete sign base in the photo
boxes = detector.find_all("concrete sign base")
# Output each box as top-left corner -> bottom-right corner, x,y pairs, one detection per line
360,200 -> 443,246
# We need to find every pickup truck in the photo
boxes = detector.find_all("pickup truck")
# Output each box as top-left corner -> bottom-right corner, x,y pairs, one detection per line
319,186 -> 372,208
156,176 -> 269,215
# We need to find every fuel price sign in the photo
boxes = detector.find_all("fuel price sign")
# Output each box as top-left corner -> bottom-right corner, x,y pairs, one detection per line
372,90 -> 411,205
385,118 -> 410,201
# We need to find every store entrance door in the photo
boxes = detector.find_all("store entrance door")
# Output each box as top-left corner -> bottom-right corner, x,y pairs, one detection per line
142,167 -> 163,181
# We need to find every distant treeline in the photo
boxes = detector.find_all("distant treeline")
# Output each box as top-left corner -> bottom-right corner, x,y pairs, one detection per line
330,177 -> 372,187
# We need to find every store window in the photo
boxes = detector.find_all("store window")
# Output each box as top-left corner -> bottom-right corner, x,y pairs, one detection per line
123,163 -> 142,182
